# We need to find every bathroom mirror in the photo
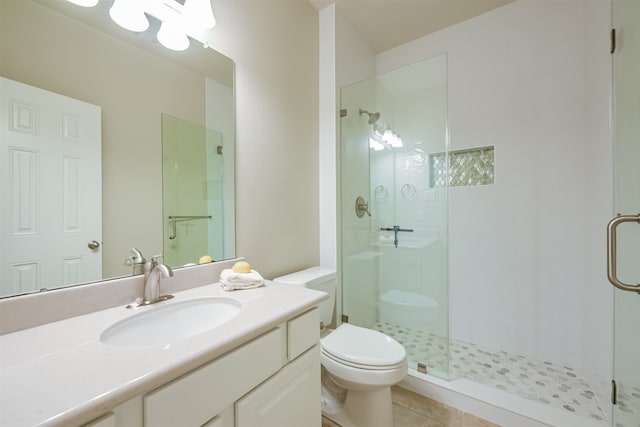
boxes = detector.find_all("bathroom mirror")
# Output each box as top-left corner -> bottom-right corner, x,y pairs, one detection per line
0,0 -> 235,298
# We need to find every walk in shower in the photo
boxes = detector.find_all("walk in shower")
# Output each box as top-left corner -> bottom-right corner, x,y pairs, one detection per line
338,49 -> 618,425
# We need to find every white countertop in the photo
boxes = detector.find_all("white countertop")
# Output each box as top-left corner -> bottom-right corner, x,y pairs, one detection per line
0,281 -> 327,427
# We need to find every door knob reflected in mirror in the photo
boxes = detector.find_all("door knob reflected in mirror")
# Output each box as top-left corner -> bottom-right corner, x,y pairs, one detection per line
88,240 -> 101,250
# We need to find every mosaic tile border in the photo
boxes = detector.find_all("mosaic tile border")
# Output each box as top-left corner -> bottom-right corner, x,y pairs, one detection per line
429,145 -> 495,187
374,322 -> 619,425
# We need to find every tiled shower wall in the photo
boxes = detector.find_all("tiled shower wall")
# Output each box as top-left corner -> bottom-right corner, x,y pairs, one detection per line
376,0 -> 613,380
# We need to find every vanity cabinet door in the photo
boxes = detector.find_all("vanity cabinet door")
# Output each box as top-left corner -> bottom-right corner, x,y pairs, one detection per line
201,406 -> 233,427
144,328 -> 282,427
82,396 -> 143,427
235,345 -> 321,427
287,308 -> 319,361
82,413 -> 115,427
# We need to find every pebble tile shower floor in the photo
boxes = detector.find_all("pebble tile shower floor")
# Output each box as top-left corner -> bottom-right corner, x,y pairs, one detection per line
373,322 -> 624,425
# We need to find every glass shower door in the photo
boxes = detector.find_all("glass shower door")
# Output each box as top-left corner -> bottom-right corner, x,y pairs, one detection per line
162,114 -> 225,267
610,1 -> 640,426
340,54 -> 450,378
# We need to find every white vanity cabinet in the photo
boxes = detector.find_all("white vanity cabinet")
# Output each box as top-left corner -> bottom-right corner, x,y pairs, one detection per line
83,397 -> 143,427
235,345 -> 320,427
83,308 -> 320,427
83,413 -> 116,427
236,308 -> 321,427
144,327 -> 283,427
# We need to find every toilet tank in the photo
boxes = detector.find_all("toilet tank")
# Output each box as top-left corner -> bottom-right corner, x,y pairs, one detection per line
273,267 -> 336,327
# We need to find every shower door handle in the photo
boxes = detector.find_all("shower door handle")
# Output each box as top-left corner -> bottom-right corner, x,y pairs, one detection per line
607,213 -> 640,293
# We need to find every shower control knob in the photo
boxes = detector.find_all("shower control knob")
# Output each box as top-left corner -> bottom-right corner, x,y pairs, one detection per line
355,196 -> 371,218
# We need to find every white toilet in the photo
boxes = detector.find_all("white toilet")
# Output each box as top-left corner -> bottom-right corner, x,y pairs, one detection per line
273,267 -> 408,427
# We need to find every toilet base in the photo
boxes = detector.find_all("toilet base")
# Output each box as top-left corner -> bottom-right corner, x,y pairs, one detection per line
321,383 -> 394,427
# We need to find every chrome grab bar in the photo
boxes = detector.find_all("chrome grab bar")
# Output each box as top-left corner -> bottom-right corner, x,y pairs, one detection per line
168,215 -> 212,240
607,213 -> 640,293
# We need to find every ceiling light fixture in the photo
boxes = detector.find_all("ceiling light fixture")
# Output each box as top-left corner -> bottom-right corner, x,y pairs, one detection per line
65,0 -> 216,52
184,0 -> 216,30
157,20 -> 190,51
66,0 -> 99,6
371,123 -> 403,150
109,0 -> 149,32
369,137 -> 385,151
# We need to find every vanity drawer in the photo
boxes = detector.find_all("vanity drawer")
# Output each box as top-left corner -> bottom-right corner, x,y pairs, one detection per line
287,308 -> 319,361
143,328 -> 282,427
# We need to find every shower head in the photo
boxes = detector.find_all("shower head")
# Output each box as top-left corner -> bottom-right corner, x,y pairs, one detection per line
359,108 -> 381,125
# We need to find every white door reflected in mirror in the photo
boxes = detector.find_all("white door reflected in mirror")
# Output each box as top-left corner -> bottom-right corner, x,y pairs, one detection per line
0,77 -> 102,296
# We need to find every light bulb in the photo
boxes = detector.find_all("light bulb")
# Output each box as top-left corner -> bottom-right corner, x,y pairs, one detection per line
110,0 -> 149,32
390,133 -> 403,148
157,21 -> 190,51
369,137 -> 384,151
184,0 -> 216,29
65,0 -> 99,6
382,128 -> 393,143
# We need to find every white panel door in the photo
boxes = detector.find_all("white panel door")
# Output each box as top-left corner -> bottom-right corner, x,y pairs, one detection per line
0,77 -> 101,296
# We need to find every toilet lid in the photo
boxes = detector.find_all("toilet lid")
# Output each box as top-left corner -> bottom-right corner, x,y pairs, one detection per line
321,323 -> 406,368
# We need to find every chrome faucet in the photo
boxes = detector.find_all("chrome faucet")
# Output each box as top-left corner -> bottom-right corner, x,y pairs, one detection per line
127,255 -> 174,308
123,248 -> 146,275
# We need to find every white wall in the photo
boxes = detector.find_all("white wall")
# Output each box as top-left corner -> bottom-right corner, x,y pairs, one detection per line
376,0 -> 613,377
208,1 -> 320,279
319,5 -> 337,270
319,2 -> 378,269
317,5 -> 377,323
206,78 -> 236,260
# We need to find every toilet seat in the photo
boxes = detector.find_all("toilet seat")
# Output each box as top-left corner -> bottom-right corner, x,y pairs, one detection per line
321,323 -> 406,369
321,348 -> 406,371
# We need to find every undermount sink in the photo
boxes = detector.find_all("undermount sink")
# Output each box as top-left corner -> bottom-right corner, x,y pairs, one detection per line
100,297 -> 242,348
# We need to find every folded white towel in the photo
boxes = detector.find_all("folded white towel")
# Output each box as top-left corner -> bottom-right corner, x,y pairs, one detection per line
220,268 -> 265,291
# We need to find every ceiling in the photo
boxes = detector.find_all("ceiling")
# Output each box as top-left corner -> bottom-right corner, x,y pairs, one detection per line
310,0 -> 514,53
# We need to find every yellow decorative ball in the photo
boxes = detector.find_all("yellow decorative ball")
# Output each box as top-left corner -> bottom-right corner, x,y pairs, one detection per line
232,261 -> 252,274
199,255 -> 213,264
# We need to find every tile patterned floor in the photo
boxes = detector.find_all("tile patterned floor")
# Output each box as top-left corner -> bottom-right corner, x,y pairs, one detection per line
374,321 -> 617,425
614,385 -> 640,427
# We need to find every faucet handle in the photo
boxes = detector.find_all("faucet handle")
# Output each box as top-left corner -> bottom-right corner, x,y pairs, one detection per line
130,248 -> 146,263
124,248 -> 146,266
144,254 -> 163,273
150,254 -> 165,266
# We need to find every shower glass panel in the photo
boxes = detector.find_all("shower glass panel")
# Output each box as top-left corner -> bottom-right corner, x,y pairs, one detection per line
340,54 -> 450,379
612,0 -> 640,425
162,114 -> 225,267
